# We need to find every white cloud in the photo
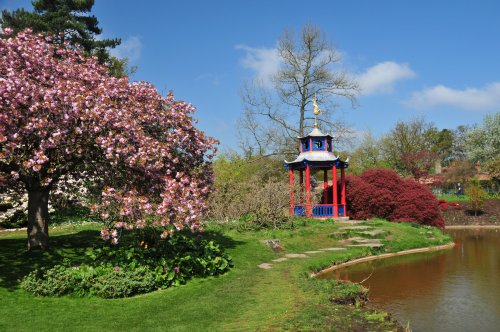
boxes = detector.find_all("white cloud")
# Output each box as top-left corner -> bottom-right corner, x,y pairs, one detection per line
195,73 -> 221,86
236,44 -> 281,88
408,83 -> 500,111
110,36 -> 142,63
356,61 -> 416,95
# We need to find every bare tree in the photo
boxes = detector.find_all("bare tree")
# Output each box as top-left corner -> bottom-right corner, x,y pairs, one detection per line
240,25 -> 359,157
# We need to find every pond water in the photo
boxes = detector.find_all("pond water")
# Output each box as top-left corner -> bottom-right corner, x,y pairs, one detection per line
321,228 -> 500,332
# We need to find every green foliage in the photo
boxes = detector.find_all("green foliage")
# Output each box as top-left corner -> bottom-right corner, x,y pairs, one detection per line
209,153 -> 291,229
438,194 -> 471,202
21,264 -> 158,298
302,278 -> 368,306
21,232 -> 233,298
351,119 -> 467,177
349,131 -> 391,175
50,207 -> 95,225
467,181 -> 488,215
428,128 -> 454,164
0,0 -> 127,76
21,265 -> 76,296
380,117 -> 439,176
92,266 -> 157,298
213,153 -> 285,185
330,280 -> 368,305
88,232 -> 233,278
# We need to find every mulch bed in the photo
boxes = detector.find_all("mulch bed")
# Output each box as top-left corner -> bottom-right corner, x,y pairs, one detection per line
443,198 -> 500,225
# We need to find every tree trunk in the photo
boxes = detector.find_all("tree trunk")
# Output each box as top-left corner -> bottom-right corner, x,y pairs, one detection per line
27,186 -> 50,250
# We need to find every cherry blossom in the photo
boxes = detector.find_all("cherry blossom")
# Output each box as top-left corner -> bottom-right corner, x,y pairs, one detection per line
0,30 -> 217,247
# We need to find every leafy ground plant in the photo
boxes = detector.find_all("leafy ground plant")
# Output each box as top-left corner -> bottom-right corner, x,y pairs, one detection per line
21,231 -> 232,298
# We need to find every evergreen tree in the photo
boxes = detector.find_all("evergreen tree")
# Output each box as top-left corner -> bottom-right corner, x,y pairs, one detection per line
1,0 -> 126,76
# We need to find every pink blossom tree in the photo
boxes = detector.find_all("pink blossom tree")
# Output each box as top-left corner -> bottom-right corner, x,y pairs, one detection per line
0,30 -> 217,250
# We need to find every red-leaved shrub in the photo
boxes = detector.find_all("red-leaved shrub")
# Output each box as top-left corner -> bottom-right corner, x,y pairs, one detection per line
439,200 -> 461,212
345,169 -> 444,228
439,202 -> 449,211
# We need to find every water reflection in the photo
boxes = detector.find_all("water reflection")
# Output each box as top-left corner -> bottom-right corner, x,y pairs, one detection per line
320,229 -> 500,332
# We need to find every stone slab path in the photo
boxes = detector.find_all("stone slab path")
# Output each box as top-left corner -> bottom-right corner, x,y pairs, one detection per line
318,247 -> 347,251
272,257 -> 289,262
339,226 -> 372,230
258,225 -> 387,269
348,243 -> 384,248
285,253 -> 309,258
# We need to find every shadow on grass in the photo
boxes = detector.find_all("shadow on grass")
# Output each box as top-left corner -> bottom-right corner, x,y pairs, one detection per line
0,230 -> 102,290
0,229 -> 243,291
201,230 -> 244,251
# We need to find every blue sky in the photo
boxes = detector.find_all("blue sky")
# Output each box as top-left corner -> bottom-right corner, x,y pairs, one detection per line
2,0 -> 500,151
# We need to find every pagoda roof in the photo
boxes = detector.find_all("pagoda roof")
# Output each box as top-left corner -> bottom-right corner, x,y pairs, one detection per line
284,151 -> 339,165
297,127 -> 333,139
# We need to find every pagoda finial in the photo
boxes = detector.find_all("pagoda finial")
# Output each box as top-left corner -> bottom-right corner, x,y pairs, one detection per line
312,94 -> 321,128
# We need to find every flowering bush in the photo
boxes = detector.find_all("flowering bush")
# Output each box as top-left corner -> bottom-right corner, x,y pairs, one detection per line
0,189 -> 55,228
0,29 -> 217,248
346,169 -> 444,228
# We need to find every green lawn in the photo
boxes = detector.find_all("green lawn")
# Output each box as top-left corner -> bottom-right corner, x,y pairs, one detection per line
437,194 -> 471,202
437,193 -> 500,202
0,220 -> 451,331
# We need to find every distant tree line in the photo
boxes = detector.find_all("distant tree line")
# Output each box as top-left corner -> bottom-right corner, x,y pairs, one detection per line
347,114 -> 499,188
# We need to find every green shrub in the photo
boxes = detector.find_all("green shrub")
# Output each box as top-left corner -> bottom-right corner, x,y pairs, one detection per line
86,232 -> 232,277
329,280 -> 368,305
304,278 -> 368,306
21,232 -> 233,298
21,265 -> 76,296
92,266 -> 157,298
21,264 -> 158,298
468,181 -> 488,216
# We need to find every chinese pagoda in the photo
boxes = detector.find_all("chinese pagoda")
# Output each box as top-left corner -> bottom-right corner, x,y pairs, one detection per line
284,98 -> 349,219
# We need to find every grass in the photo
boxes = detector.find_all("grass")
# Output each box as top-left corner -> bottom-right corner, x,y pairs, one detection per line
0,219 -> 452,331
438,193 -> 500,202
437,194 -> 471,202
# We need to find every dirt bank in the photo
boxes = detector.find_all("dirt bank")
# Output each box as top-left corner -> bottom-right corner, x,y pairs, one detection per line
443,198 -> 499,226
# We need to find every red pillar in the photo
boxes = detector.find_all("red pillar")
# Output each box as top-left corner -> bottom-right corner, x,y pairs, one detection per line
305,164 -> 312,217
341,167 -> 347,216
299,170 -> 304,205
322,169 -> 328,203
289,169 -> 294,216
332,164 -> 338,217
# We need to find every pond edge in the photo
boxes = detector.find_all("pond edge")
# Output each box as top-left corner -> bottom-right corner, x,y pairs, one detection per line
445,225 -> 500,229
310,242 -> 455,278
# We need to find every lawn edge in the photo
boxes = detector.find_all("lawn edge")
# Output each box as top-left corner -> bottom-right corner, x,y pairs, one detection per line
445,225 -> 500,229
310,242 -> 455,278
